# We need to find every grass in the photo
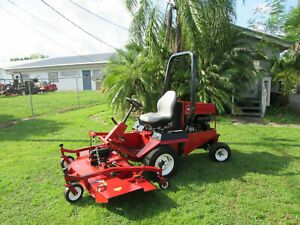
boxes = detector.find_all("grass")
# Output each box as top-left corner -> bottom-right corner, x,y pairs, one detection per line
0,91 -> 106,124
264,106 -> 300,125
0,94 -> 299,224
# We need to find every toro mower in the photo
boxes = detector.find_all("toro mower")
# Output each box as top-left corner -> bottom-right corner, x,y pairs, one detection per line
59,51 -> 231,204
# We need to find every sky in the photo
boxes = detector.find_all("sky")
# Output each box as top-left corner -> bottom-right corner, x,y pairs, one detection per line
0,0 -> 298,65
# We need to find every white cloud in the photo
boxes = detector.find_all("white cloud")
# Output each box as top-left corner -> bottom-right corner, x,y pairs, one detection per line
0,0 -> 131,65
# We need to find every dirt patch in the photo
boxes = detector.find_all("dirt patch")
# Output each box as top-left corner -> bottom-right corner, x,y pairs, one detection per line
267,122 -> 300,128
232,117 -> 300,128
0,121 -> 17,128
232,117 -> 266,125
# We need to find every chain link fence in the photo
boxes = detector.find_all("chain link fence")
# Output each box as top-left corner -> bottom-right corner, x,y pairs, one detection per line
0,77 -> 105,124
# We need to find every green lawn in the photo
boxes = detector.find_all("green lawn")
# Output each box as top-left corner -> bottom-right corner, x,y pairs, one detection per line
0,96 -> 299,224
0,91 -> 106,124
264,106 -> 300,125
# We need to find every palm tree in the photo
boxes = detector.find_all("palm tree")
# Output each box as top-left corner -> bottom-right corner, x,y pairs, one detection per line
103,43 -> 168,112
105,0 -> 259,112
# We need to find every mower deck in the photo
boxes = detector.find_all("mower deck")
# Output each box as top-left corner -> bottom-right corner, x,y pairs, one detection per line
62,148 -> 167,203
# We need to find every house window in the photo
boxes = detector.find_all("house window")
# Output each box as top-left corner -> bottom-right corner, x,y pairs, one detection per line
20,73 -> 29,80
48,72 -> 59,83
92,70 -> 104,81
61,71 -> 78,77
92,70 -> 103,78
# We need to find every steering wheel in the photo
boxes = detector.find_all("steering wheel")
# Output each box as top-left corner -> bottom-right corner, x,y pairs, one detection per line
125,97 -> 143,108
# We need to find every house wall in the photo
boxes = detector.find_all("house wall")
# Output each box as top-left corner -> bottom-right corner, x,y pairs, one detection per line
237,36 -> 281,99
289,94 -> 300,110
5,63 -> 107,91
0,69 -> 12,80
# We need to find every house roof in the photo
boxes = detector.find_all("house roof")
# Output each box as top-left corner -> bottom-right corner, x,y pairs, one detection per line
5,52 -> 115,71
233,25 -> 292,49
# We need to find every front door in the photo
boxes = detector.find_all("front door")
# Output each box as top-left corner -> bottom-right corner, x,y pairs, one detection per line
82,70 -> 92,90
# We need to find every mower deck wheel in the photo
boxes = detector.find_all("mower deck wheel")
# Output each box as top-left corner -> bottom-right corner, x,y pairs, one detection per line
143,146 -> 178,177
64,183 -> 83,203
60,156 -> 74,170
159,180 -> 170,189
209,142 -> 231,162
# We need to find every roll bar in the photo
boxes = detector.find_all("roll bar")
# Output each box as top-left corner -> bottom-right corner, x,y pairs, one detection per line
162,51 -> 197,119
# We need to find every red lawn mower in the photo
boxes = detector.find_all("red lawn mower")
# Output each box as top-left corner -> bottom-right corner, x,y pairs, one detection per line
59,51 -> 231,204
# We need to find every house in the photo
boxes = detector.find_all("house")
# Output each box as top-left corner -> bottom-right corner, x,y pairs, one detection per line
231,25 -> 293,117
3,53 -> 115,91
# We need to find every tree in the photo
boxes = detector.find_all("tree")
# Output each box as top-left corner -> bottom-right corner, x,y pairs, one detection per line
104,43 -> 169,112
284,5 -> 300,42
248,0 -> 300,42
271,44 -> 300,98
10,54 -> 48,62
105,0 -> 260,112
248,0 -> 287,36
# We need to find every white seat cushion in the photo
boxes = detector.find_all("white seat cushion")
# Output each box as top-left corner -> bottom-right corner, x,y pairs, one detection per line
139,91 -> 176,124
140,113 -> 171,123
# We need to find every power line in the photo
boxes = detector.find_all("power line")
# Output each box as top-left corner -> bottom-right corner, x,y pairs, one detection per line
6,0 -> 96,51
0,6 -> 96,62
40,0 -> 118,50
67,0 -> 128,31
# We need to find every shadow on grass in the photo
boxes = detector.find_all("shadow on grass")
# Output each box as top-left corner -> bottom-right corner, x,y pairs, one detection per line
173,150 -> 294,188
76,189 -> 177,221
0,114 -> 20,126
26,139 -> 87,143
0,117 -> 66,141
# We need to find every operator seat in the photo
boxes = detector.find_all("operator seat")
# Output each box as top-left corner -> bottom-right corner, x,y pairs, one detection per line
140,91 -> 176,125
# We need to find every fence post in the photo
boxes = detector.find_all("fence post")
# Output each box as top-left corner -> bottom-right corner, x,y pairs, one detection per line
76,77 -> 80,108
28,81 -> 34,117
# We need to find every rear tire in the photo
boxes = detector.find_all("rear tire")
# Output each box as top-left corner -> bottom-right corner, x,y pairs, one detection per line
143,146 -> 178,177
209,142 -> 231,162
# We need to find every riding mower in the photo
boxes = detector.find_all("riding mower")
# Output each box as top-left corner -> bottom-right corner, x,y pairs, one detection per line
1,73 -> 40,96
59,51 -> 231,204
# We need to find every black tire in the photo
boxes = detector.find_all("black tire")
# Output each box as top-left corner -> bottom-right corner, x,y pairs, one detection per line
143,145 -> 178,177
64,183 -> 83,203
60,156 -> 74,169
159,180 -> 170,189
209,142 -> 231,162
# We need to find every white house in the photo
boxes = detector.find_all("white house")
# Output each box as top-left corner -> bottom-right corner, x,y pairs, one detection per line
3,53 -> 115,91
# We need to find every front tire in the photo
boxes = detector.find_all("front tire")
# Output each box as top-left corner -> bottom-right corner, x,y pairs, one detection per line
60,156 -> 74,170
209,142 -> 231,162
143,146 -> 178,177
64,184 -> 83,203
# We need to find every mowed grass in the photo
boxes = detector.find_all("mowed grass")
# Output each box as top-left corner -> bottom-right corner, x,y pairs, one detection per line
0,91 -> 106,124
0,100 -> 299,224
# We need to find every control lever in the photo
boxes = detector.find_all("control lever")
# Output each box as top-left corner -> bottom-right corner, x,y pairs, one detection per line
111,117 -> 117,125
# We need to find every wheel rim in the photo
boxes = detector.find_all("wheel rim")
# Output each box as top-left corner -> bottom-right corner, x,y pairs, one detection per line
215,148 -> 228,161
161,181 -> 169,189
155,154 -> 174,176
68,187 -> 82,201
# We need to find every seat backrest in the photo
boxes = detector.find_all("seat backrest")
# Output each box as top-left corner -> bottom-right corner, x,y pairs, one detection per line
157,91 -> 176,117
